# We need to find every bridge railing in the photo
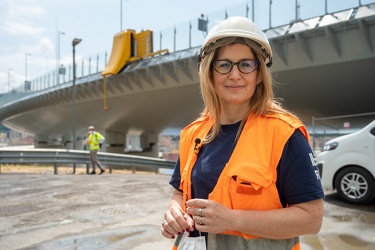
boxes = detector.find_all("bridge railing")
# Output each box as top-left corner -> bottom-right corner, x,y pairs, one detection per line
0,148 -> 176,175
3,1 -> 374,100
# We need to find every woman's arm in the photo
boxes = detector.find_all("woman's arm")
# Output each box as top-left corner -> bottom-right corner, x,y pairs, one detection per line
186,198 -> 323,239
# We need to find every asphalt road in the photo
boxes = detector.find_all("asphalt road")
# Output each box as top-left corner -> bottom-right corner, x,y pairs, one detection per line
1,172 -> 375,250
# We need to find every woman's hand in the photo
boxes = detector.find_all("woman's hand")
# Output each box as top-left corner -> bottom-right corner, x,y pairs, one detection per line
161,206 -> 195,239
161,190 -> 195,239
186,198 -> 232,234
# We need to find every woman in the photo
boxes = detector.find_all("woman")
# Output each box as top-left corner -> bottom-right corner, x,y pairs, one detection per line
161,16 -> 324,250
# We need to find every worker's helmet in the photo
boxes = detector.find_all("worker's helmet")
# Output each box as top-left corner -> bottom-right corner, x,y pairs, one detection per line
88,126 -> 95,130
199,16 -> 272,67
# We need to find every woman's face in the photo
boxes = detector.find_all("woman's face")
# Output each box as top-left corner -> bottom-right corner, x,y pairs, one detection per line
212,43 -> 260,108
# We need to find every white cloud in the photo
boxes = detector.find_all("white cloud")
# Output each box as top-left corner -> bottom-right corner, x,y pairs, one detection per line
34,37 -> 54,53
0,1 -> 54,91
1,1 -> 45,37
7,2 -> 45,19
2,21 -> 44,36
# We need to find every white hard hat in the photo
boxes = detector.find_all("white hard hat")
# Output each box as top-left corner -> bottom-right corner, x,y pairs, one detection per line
200,16 -> 273,67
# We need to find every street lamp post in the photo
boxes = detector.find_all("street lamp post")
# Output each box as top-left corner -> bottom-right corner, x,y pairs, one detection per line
325,0 -> 328,14
72,38 -> 82,151
57,31 -> 65,85
295,0 -> 301,21
269,0 -> 273,28
8,68 -> 13,92
25,53 -> 31,90
120,0 -> 129,31
252,0 -> 255,21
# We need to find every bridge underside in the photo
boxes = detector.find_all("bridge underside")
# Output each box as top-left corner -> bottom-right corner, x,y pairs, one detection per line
273,56 -> 375,126
1,9 -> 375,152
3,55 -> 374,136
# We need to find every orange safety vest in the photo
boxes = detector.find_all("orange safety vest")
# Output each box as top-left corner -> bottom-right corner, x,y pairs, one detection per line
178,113 -> 309,249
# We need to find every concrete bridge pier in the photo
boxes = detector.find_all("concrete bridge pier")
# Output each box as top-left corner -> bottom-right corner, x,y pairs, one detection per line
105,131 -> 126,154
34,134 -> 86,150
104,130 -> 160,158
34,135 -> 49,148
124,130 -> 160,158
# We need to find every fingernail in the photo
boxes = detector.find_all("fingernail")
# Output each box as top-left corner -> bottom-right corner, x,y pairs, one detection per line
185,228 -> 190,233
172,235 -> 175,239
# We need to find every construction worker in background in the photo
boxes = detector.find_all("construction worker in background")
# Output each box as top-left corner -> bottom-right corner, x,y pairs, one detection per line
87,125 -> 105,175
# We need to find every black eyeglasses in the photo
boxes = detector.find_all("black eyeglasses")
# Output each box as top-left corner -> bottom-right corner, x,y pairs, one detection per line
212,59 -> 260,74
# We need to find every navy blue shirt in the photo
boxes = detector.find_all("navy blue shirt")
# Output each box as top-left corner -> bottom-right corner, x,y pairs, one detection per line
170,121 -> 324,206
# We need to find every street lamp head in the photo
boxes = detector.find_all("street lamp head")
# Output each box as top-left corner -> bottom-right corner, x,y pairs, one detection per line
72,38 -> 82,46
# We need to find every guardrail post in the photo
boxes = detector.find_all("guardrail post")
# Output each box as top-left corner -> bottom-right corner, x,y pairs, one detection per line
109,165 -> 112,174
132,166 -> 136,174
54,163 -> 58,174
73,163 -> 76,174
86,164 -> 90,174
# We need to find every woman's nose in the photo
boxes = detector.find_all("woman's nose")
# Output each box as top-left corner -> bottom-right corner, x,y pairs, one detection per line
229,65 -> 242,80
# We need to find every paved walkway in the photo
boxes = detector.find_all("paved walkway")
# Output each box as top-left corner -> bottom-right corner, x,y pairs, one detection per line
1,172 -> 375,249
0,173 -> 175,250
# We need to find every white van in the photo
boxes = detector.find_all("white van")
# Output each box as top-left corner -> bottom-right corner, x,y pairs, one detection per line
316,120 -> 375,204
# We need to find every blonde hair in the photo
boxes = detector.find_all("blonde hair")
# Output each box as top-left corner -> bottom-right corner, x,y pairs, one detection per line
198,42 -> 299,143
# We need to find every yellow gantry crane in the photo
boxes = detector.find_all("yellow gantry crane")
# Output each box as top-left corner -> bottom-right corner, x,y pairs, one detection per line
101,29 -> 168,111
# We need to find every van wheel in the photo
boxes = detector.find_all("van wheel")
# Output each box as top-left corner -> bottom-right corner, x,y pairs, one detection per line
335,167 -> 375,204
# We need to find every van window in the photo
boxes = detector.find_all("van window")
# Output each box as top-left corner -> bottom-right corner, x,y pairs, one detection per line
371,126 -> 375,136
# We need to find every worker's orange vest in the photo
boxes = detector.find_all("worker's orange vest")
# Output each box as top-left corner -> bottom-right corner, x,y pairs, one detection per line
178,113 -> 308,248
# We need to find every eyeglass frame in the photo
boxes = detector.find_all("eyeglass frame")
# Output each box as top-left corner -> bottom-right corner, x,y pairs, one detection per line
212,59 -> 260,74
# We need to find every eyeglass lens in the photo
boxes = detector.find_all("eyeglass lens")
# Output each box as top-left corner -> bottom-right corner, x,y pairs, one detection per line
212,60 -> 259,74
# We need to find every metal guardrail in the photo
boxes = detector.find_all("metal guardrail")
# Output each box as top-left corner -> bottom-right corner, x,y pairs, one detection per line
0,148 -> 176,175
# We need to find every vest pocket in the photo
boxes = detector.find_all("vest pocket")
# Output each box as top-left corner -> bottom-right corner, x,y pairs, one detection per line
232,176 -> 263,195
227,162 -> 279,210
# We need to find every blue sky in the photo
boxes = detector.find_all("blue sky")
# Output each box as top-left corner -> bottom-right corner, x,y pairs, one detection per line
0,0 -> 373,93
